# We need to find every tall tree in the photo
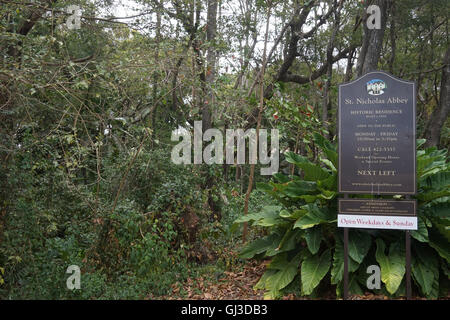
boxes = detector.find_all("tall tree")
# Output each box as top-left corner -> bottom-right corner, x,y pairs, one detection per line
356,0 -> 391,76
423,48 -> 450,148
203,0 -> 218,132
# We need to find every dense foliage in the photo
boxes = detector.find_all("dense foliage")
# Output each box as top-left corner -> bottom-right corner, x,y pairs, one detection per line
235,136 -> 449,298
0,0 -> 448,299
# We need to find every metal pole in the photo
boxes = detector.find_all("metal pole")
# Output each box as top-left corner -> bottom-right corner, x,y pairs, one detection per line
405,195 -> 412,300
406,230 -> 412,300
342,193 -> 349,300
343,227 -> 349,300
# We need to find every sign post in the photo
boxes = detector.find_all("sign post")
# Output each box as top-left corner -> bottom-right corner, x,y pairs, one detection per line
338,71 -> 416,300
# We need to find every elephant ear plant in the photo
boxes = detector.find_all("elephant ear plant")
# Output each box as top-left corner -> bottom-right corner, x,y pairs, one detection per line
234,135 -> 449,299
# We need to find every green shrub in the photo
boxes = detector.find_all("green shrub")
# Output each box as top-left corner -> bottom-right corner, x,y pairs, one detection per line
235,135 -> 449,299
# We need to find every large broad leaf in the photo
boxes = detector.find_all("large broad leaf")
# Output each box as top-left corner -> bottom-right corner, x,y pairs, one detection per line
317,173 -> 337,191
313,132 -> 337,152
258,271 -> 298,299
239,232 -> 283,259
416,139 -> 426,149
284,180 -> 317,197
423,201 -> 450,219
256,182 -> 289,206
267,228 -> 302,256
279,208 -> 307,220
428,226 -> 450,263
301,249 -> 331,295
417,152 -> 447,177
412,259 -> 434,297
349,273 -> 364,296
375,239 -> 405,294
412,244 -> 439,297
348,230 -> 372,264
254,269 -> 278,293
331,236 -> 360,284
320,158 -> 337,172
258,252 -> 303,297
285,152 -> 331,181
313,133 -> 338,167
416,189 -> 450,202
273,172 -> 291,183
410,217 -> 429,243
234,205 -> 284,227
294,204 -> 336,229
318,189 -> 337,200
304,227 -> 322,255
417,147 -> 448,179
335,272 -> 364,297
420,171 -> 450,192
431,216 -> 450,242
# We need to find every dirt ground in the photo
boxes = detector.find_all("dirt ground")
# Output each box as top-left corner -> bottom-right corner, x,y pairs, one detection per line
156,251 -> 448,300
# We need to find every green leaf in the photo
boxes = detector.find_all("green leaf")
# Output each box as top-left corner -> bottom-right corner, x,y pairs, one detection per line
256,182 -> 290,206
412,244 -> 439,297
348,273 -> 364,296
417,148 -> 448,179
375,239 -> 405,294
320,158 -> 336,172
318,189 -> 337,200
423,201 -> 450,219
416,189 -> 450,202
428,225 -> 450,263
301,249 -> 331,295
416,139 -> 426,149
313,133 -> 338,167
298,195 -> 318,203
410,217 -> 429,243
234,205 -> 284,227
279,208 -> 307,220
412,259 -> 434,296
284,180 -> 317,197
239,233 -> 282,259
331,236 -> 360,284
431,216 -> 450,242
294,204 -> 336,229
254,269 -> 277,290
285,152 -> 331,181
317,173 -> 337,191
264,253 -> 302,293
273,172 -> 290,183
348,230 -> 371,264
268,228 -> 301,256
304,227 -> 322,254
420,171 -> 450,192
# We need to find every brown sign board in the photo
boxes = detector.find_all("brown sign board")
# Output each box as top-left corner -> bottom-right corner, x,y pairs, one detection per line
338,71 -> 416,195
338,199 -> 416,216
338,199 -> 417,230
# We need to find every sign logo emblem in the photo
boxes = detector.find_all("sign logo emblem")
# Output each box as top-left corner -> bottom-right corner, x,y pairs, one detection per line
366,79 -> 386,95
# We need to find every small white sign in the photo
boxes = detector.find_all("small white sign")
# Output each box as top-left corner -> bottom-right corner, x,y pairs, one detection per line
338,214 -> 417,230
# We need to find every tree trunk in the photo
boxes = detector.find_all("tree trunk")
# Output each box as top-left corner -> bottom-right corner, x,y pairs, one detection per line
150,4 -> 162,134
322,1 -> 342,137
423,48 -> 450,148
388,2 -> 396,74
356,0 -> 391,76
203,0 -> 220,220
242,4 -> 271,243
203,0 -> 218,131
